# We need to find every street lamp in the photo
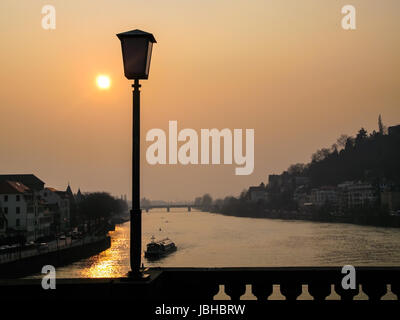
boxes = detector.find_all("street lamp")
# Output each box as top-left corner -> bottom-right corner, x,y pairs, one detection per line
116,29 -> 156,279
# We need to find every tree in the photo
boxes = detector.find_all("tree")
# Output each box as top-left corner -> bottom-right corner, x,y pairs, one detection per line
311,148 -> 331,163
214,198 -> 224,210
357,128 -> 367,139
344,137 -> 355,151
194,197 -> 202,207
79,192 -> 122,224
288,163 -> 306,176
378,114 -> 388,135
337,134 -> 350,149
378,114 -> 383,135
355,128 -> 368,147
201,194 -> 213,209
113,198 -> 128,214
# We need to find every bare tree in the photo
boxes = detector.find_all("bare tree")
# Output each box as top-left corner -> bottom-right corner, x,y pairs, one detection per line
288,163 -> 306,176
336,134 -> 350,149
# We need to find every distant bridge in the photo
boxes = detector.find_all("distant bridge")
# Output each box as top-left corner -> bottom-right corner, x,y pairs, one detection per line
143,204 -> 199,212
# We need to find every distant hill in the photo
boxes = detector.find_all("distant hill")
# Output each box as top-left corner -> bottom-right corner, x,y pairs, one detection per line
293,125 -> 400,187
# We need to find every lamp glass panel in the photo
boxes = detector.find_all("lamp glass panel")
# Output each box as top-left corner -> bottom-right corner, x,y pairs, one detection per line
145,41 -> 153,76
122,37 -> 147,78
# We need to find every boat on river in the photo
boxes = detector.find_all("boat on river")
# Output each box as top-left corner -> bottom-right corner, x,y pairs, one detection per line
144,236 -> 177,259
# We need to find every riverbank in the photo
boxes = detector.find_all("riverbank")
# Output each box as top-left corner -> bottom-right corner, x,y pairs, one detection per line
210,207 -> 400,228
0,235 -> 111,278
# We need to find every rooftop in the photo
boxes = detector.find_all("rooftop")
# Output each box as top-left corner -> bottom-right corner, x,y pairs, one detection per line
0,174 -> 44,191
0,181 -> 30,194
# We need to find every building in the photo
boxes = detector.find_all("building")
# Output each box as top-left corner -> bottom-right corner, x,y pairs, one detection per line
338,181 -> 377,208
0,180 -> 36,241
76,189 -> 83,202
268,172 -> 293,193
294,177 -> 310,188
0,212 -> 7,236
39,187 -> 70,231
347,182 -> 377,207
248,183 -> 268,202
66,184 -> 79,227
0,175 -> 76,241
310,186 -> 338,207
388,124 -> 400,136
381,185 -> 400,212
268,173 -> 309,193
0,174 -> 45,191
35,198 -> 54,238
293,185 -> 311,207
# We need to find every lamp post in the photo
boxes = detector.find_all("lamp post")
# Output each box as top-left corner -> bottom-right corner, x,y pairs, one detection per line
116,29 -> 156,278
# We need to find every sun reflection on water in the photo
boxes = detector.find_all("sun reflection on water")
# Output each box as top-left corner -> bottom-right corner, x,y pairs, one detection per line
78,225 -> 131,278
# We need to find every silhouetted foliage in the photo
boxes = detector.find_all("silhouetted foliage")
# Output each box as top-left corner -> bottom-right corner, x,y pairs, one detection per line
378,114 -> 388,135
193,120 -> 400,227
114,198 -> 128,214
194,197 -> 202,207
201,194 -> 213,210
193,194 -> 214,211
288,163 -> 306,176
303,127 -> 400,187
79,192 -> 127,222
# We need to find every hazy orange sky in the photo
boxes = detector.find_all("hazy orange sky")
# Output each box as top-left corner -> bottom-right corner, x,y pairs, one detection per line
0,0 -> 399,201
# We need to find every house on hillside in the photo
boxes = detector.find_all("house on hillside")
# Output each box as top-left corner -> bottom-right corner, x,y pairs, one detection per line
381,184 -> 400,212
338,181 -> 377,209
310,186 -> 338,207
248,183 -> 268,202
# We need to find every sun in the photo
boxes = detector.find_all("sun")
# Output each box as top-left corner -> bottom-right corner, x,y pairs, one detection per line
96,75 -> 111,89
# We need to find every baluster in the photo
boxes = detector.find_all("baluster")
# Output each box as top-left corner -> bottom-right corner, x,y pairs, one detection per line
224,282 -> 246,301
280,282 -> 302,301
391,282 -> 400,300
362,281 -> 387,301
251,282 -> 273,301
334,283 -> 359,301
308,282 -> 331,301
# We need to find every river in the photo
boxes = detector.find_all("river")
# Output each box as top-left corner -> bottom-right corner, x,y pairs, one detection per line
47,209 -> 400,279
